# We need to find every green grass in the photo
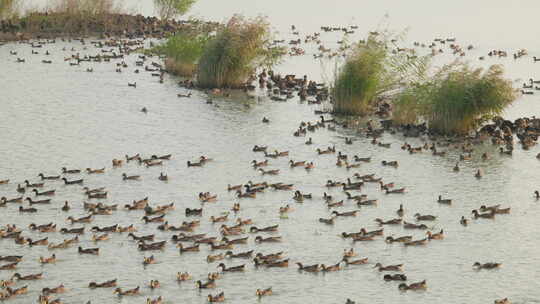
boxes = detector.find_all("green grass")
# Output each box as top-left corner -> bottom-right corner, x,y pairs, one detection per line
197,15 -> 285,89
332,32 -> 430,116
393,63 -> 517,134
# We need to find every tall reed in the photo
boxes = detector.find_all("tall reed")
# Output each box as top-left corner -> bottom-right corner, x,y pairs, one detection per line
197,15 -> 284,89
156,32 -> 209,77
393,63 -> 517,134
332,32 -> 430,116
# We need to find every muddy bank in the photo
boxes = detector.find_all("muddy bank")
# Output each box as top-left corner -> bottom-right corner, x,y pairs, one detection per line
0,13 -> 219,41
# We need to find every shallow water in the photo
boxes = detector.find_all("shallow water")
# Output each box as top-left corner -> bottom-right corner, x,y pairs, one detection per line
2,1 -> 540,304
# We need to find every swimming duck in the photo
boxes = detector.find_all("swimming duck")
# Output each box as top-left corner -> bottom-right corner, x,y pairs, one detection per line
427,229 -> 444,240
471,210 -> 495,219
177,272 -> 191,281
78,246 -> 99,255
255,236 -> 281,243
374,263 -> 403,272
398,280 -> 427,291
414,213 -> 437,221
147,296 -> 163,304
61,167 -> 80,174
397,204 -> 404,217
475,169 -> 483,178
12,272 -> 43,281
332,210 -> 358,217
38,173 -> 60,180
437,195 -> 451,204
19,206 -> 38,213
67,215 -> 92,224
375,218 -> 402,225
384,274 -> 407,281
404,238 -> 428,246
453,162 -> 460,172
178,243 -> 200,253
342,257 -> 368,265
42,284 -> 65,295
114,286 -> 140,296
122,173 -> 140,181
196,280 -> 216,289
381,160 -> 398,167
88,279 -> 117,289
1,196 -> 22,204
385,236 -> 413,243
86,168 -> 105,174
256,287 -> 273,297
16,184 -> 25,193
33,189 -> 56,196
494,298 -> 511,304
250,225 -> 279,233
62,178 -> 83,185
25,180 -> 44,188
208,292 -> 225,302
218,263 -> 245,272
385,188 -> 405,194
473,262 -> 501,270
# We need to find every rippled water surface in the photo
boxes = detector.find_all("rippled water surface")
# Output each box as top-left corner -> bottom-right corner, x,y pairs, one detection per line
2,1 -> 540,304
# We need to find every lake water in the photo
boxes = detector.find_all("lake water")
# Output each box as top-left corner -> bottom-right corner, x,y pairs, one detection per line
2,1 -> 540,303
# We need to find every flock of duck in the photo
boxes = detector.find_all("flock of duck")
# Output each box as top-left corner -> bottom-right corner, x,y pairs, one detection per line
2,22 -> 537,304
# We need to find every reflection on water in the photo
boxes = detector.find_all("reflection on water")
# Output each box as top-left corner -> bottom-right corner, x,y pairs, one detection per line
2,1 -> 540,304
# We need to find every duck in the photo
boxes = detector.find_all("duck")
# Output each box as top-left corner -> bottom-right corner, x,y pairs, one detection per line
321,262 -> 341,272
375,218 -> 402,225
38,173 -> 60,180
385,236 -> 413,243
296,263 -> 320,272
437,195 -> 452,204
398,280 -> 427,291
62,178 -> 83,185
255,236 -> 282,243
1,196 -> 22,204
92,233 -> 109,242
24,180 -> 44,188
342,257 -> 368,265
114,286 -> 140,296
187,160 -> 203,167
61,167 -> 80,174
26,197 -> 51,205
318,217 -> 335,225
147,296 -> 163,304
178,243 -> 200,253
473,262 -> 501,270
207,254 -> 225,262
16,184 -> 25,193
218,263 -> 245,272
472,209 -> 495,219
250,225 -> 279,233
403,221 -> 428,229
381,160 -> 398,167
86,168 -> 105,174
196,280 -> 216,289
384,274 -> 407,281
460,216 -> 468,226
122,173 -> 140,180
42,284 -> 65,295
143,255 -> 156,265
177,272 -> 191,281
332,210 -> 358,217
427,229 -> 444,240
397,204 -> 404,217
78,246 -> 99,255
12,272 -> 43,280
374,263 -> 403,272
225,250 -> 253,259
404,238 -> 429,246
453,162 -> 460,172
414,213 -> 437,221
494,298 -> 511,304
32,189 -> 56,196
256,287 -> 273,297
19,206 -> 38,213
475,169 -> 483,178
305,137 -> 313,145
385,188 -> 406,194
128,82 -> 137,88
88,279 -> 117,288
67,215 -> 92,224
0,262 -> 18,270
208,292 -> 225,302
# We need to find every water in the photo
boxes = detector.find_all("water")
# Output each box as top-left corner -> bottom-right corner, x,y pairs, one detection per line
2,1 -> 540,303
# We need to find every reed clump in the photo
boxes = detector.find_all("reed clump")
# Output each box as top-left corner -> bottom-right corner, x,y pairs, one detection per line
393,63 -> 517,134
332,32 -> 429,116
197,15 -> 285,89
156,32 -> 210,77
